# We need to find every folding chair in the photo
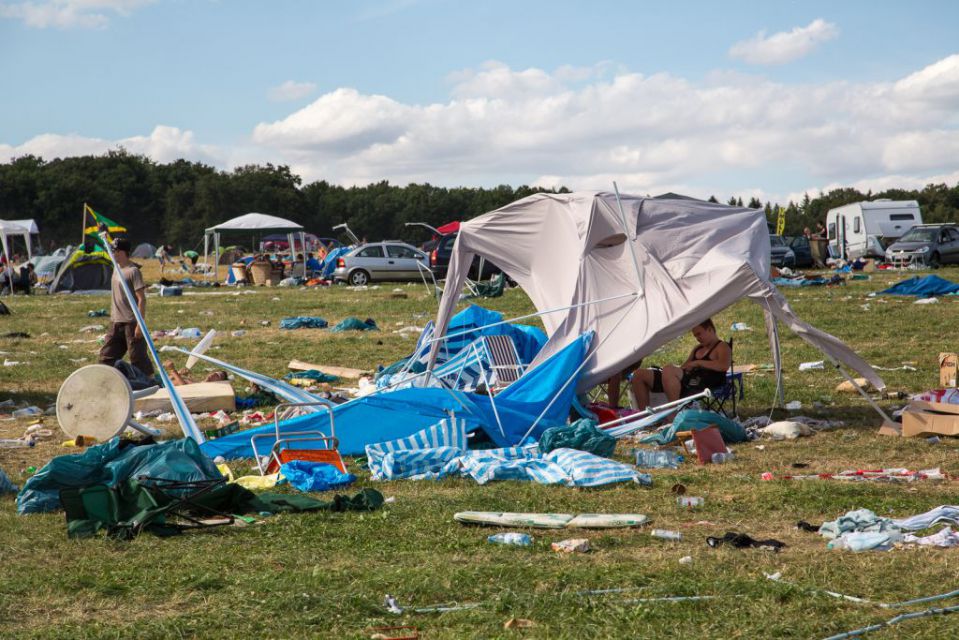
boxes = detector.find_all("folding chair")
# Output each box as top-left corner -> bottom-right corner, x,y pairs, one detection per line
60,476 -> 234,540
251,401 -> 345,475
702,338 -> 743,418
480,334 -> 525,389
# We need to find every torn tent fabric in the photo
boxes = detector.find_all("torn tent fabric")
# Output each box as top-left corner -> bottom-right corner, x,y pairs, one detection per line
376,305 -> 548,390
17,437 -> 222,515
279,316 -> 328,330
539,419 -> 617,457
364,418 -> 649,487
429,192 -> 886,394
319,247 -> 351,279
640,409 -> 748,446
201,333 -> 592,458
331,317 -> 378,332
279,460 -> 356,492
880,275 -> 959,297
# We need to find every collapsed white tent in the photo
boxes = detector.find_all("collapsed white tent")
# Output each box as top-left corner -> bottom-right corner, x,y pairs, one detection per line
203,213 -> 305,281
428,191 -> 885,401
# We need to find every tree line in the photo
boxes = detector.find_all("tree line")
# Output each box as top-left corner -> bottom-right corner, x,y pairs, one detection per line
2,150 -> 958,250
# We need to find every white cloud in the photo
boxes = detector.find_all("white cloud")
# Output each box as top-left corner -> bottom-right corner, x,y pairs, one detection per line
0,125 -> 220,165
4,55 -> 959,204
267,80 -> 318,102
729,18 -> 839,65
0,0 -> 153,29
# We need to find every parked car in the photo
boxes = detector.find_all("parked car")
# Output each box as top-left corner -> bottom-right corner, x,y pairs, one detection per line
333,242 -> 429,285
769,235 -> 796,268
784,235 -> 814,268
884,224 -> 959,267
429,233 -> 502,280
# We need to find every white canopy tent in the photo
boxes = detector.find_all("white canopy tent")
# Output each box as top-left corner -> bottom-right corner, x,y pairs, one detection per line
0,220 -> 32,295
428,191 -> 886,413
203,213 -> 305,281
0,219 -> 35,261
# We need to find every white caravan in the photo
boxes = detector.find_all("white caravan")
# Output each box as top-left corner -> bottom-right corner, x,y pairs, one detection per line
826,200 -> 922,260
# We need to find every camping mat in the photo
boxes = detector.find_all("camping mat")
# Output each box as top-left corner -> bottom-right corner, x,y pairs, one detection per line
454,511 -> 649,529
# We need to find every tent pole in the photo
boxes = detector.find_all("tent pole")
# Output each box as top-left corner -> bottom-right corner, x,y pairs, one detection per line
612,181 -> 644,297
517,297 -> 638,444
214,233 -> 220,282
423,291 -> 637,349
829,358 -> 893,423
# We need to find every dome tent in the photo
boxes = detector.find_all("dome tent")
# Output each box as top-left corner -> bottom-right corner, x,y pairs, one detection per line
131,243 -> 156,259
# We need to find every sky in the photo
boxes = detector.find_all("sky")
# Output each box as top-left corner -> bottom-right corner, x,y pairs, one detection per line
2,0 -> 959,203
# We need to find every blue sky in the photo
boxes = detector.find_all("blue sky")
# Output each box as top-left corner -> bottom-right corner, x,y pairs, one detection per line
2,0 -> 959,201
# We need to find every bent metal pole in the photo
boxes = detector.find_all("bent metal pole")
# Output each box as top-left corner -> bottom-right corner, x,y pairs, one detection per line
99,232 -> 205,444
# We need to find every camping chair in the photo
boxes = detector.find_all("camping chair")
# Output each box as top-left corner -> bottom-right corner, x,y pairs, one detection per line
251,401 -> 345,475
60,476 -> 234,540
702,338 -> 744,418
479,334 -> 525,391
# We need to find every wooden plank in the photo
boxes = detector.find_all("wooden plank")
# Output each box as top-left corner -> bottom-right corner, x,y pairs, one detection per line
288,359 -> 367,379
135,381 -> 236,413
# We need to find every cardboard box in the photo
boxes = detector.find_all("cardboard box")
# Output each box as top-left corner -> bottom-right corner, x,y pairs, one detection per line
939,352 -> 958,388
902,400 -> 959,437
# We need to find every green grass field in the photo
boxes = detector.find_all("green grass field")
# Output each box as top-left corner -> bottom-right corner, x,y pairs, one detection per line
1,264 -> 958,639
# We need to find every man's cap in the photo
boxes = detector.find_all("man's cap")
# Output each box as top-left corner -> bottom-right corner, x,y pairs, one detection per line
112,238 -> 132,253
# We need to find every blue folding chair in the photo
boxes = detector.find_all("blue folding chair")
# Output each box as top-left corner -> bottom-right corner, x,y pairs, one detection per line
702,338 -> 743,417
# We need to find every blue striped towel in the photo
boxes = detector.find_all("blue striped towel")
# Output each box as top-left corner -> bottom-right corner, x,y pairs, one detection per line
365,419 -> 649,487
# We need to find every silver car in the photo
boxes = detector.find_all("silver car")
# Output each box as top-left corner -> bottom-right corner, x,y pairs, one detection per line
333,242 -> 429,286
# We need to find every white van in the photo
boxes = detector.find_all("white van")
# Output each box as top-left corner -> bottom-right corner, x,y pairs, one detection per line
826,200 -> 922,260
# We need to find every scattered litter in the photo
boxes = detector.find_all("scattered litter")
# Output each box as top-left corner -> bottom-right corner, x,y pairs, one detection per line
835,378 -> 875,393
711,452 -> 734,464
799,361 -> 825,371
488,532 -> 533,546
914,297 -> 939,304
762,468 -> 946,483
279,316 -> 328,330
331,317 -> 379,332
551,538 -> 590,553
706,531 -> 785,551
231,330 -> 246,337
260,320 -> 270,326
79,324 -> 104,333
87,309 -> 107,317
760,421 -> 814,440
11,406 -> 42,418
457,512 -> 648,529
785,400 -> 803,411
730,322 -> 752,331
678,496 -> 704,508
651,529 -> 683,541
3,359 -> 23,367
678,555 -> 693,565
634,449 -> 683,469
503,618 -> 536,629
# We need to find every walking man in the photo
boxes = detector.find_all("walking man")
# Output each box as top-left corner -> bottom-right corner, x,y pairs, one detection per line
98,238 -> 154,376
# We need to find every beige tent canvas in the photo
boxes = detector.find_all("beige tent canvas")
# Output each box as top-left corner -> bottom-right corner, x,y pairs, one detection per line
428,191 -> 885,397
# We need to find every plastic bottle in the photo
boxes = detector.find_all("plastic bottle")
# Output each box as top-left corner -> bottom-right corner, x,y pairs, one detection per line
634,449 -> 682,469
711,452 -> 735,464
651,529 -> 683,541
488,533 -> 532,546
677,496 -> 704,508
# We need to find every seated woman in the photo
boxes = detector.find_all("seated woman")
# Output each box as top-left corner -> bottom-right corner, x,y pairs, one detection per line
630,318 -> 731,410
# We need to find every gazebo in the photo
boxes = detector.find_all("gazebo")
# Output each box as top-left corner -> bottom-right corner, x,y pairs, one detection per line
203,213 -> 305,281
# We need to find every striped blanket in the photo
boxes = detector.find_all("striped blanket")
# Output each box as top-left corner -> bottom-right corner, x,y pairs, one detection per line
366,419 -> 650,487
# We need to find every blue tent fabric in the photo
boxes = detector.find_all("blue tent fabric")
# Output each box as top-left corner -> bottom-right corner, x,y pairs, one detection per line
280,316 -> 328,330
201,332 -> 593,458
331,317 -> 378,332
320,247 -> 351,278
18,438 -> 222,514
640,409 -> 748,446
0,467 -> 17,494
225,256 -> 254,285
880,275 -> 959,297
280,461 -> 356,492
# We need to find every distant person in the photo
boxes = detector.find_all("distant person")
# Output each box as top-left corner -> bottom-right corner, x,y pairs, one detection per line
815,221 -> 827,239
183,250 -> 199,272
630,318 -> 730,410
305,252 -> 322,273
98,238 -> 154,377
803,227 -> 813,239
155,244 -> 172,273
14,263 -> 36,295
